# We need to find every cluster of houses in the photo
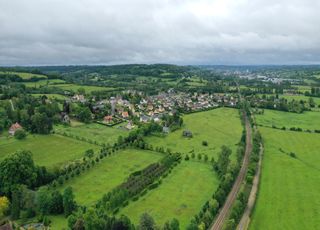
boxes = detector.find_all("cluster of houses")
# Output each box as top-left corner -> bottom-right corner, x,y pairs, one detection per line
89,90 -> 239,128
60,89 -> 239,131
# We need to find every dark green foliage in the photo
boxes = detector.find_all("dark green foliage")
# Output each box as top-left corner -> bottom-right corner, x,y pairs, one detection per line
0,150 -> 37,195
139,213 -> 156,230
214,145 -> 232,177
63,186 -> 76,217
14,129 -> 27,139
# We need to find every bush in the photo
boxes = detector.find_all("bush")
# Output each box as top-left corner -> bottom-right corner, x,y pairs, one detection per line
14,129 -> 27,139
202,141 -> 208,146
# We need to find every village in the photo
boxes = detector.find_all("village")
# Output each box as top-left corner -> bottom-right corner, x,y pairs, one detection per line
69,89 -> 239,130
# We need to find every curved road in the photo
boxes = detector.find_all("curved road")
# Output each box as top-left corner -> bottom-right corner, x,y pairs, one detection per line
210,113 -> 252,230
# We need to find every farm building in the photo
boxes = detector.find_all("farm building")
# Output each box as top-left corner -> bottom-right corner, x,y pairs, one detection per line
8,122 -> 22,135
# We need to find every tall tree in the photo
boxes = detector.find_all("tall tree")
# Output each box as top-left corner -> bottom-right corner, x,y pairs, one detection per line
0,150 -> 37,195
63,186 -> 76,217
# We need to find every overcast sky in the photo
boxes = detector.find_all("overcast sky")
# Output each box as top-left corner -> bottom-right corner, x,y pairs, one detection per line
0,0 -> 319,66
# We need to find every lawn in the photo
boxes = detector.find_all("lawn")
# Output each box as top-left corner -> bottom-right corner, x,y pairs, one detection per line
49,215 -> 68,230
250,127 -> 320,230
0,134 -> 99,169
255,109 -> 320,131
49,84 -> 116,93
54,123 -> 128,145
0,71 -> 47,80
59,149 -> 164,206
120,161 -> 219,228
145,108 -> 243,159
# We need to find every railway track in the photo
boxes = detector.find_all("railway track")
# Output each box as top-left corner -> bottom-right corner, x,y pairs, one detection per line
210,113 -> 253,230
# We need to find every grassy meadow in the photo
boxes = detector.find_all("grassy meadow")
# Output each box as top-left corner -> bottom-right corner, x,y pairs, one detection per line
120,161 -> 219,228
250,127 -> 320,230
0,134 -> 99,169
255,109 -> 320,130
0,71 -> 47,80
49,84 -> 116,93
145,108 -> 243,159
24,79 -> 66,88
59,149 -> 164,206
31,93 -> 67,100
55,123 -> 128,145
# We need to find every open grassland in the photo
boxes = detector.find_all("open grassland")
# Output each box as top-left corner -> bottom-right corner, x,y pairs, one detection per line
291,85 -> 311,93
255,109 -> 320,130
55,123 -> 128,145
31,93 -> 67,100
49,84 -> 116,93
145,108 -> 242,159
280,94 -> 320,105
0,134 -> 99,169
0,71 -> 47,79
59,149 -> 163,206
24,79 -> 66,88
250,127 -> 320,230
120,161 -> 219,229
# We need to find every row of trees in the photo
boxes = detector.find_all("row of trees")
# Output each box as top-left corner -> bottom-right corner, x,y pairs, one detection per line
97,153 -> 181,214
225,129 -> 262,229
186,127 -> 246,229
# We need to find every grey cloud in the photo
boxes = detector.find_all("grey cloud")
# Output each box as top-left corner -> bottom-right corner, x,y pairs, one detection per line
0,0 -> 319,65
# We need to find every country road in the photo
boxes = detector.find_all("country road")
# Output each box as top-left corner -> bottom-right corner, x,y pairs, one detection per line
210,113 -> 253,230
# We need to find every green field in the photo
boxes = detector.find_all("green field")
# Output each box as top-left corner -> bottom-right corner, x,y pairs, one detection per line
255,109 -> 320,130
31,93 -> 67,100
49,84 -> 116,93
55,123 -> 128,145
250,127 -> 320,230
120,161 -> 218,228
291,85 -> 311,93
145,108 -> 242,159
280,94 -> 320,105
24,79 -> 66,88
59,149 -> 163,206
0,134 -> 99,169
0,71 -> 47,80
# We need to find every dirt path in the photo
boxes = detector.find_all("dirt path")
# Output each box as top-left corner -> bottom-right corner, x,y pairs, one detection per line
210,113 -> 253,230
237,144 -> 263,230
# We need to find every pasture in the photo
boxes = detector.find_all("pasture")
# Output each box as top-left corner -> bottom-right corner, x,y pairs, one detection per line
145,108 -> 243,159
24,79 -> 66,88
31,94 -> 67,100
250,127 -> 320,230
59,149 -> 164,206
255,109 -> 320,131
120,161 -> 219,228
0,134 -> 99,169
280,94 -> 320,106
49,84 -> 116,93
55,123 -> 128,145
0,71 -> 47,80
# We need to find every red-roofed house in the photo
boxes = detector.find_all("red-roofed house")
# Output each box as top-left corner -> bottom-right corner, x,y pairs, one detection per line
122,111 -> 129,118
9,122 -> 22,136
104,115 -> 113,123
